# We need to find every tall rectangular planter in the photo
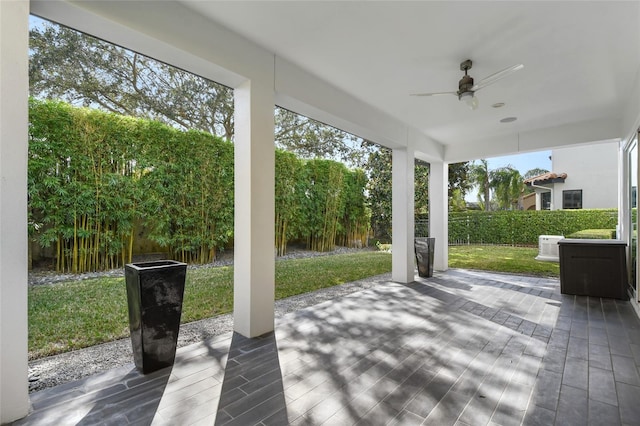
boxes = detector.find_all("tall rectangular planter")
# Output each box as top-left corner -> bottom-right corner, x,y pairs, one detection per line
125,260 -> 187,374
415,237 -> 435,278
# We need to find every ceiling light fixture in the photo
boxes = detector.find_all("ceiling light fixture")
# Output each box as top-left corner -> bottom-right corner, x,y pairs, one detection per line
459,91 -> 479,110
500,117 -> 517,123
492,102 -> 505,108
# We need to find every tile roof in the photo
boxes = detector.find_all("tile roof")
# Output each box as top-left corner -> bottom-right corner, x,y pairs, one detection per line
524,172 -> 567,185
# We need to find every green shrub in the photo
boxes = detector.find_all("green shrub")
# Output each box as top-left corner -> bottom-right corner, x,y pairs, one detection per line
447,209 -> 619,245
566,229 -> 616,239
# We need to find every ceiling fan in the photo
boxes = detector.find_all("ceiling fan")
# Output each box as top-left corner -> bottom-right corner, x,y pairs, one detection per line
411,59 -> 524,110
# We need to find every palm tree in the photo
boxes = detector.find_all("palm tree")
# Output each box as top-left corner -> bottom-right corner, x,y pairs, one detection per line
491,166 -> 523,210
469,159 -> 491,211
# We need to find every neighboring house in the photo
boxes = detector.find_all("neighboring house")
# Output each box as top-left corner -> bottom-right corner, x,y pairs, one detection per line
524,141 -> 619,210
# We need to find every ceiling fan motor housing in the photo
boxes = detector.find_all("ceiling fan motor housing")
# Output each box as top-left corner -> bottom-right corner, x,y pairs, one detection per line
458,75 -> 474,98
458,59 -> 475,98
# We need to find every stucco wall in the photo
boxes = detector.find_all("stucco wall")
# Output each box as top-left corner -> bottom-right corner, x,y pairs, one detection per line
551,141 -> 619,209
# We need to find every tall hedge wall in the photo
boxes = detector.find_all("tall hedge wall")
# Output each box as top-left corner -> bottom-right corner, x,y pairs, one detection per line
29,99 -> 369,272
448,209 -> 620,245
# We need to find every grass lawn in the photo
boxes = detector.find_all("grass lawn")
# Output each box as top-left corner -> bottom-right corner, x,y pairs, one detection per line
28,251 -> 392,359
448,245 -> 560,277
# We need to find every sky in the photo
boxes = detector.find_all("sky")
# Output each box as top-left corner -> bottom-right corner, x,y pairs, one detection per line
485,150 -> 552,175
465,150 -> 552,202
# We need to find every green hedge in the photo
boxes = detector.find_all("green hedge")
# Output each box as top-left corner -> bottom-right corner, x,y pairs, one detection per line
29,99 -> 369,271
566,229 -> 617,239
448,209 -> 620,245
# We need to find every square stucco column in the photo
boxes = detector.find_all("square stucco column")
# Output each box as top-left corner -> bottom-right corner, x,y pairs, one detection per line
429,161 -> 448,271
392,147 -> 415,283
233,80 -> 275,338
0,0 -> 30,422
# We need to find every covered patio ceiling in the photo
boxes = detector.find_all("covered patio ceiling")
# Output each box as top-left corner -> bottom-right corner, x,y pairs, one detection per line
183,1 -> 640,161
31,1 -> 640,162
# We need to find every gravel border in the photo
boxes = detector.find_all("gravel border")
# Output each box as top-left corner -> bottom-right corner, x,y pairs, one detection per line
27,247 -> 388,393
28,246 -> 374,286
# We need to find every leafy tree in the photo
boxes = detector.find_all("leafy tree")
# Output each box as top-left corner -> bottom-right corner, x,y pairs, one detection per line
448,162 -> 471,198
274,108 -> 374,168
29,22 -> 234,139
29,20 -> 367,162
524,168 -> 550,180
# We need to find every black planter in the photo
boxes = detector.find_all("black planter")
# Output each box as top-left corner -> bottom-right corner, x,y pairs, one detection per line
125,260 -> 187,374
415,237 -> 435,278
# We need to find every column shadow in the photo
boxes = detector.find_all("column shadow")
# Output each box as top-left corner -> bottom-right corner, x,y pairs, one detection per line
75,366 -> 171,425
215,331 -> 288,425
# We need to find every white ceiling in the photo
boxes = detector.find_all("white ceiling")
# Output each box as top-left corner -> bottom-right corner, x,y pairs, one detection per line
181,1 -> 640,158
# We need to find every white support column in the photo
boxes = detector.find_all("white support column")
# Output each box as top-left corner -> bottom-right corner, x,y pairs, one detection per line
0,0 -> 30,422
233,79 -> 275,338
392,147 -> 415,283
429,161 -> 448,271
617,143 -> 628,241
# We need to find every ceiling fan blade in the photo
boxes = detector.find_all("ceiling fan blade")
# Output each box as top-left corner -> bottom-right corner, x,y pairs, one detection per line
410,91 -> 457,97
471,63 -> 524,91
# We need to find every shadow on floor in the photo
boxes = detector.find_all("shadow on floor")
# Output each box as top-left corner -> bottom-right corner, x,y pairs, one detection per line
215,331 -> 288,425
12,365 -> 172,426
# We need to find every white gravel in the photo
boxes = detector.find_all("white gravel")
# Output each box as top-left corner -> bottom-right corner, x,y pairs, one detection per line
28,247 -> 389,393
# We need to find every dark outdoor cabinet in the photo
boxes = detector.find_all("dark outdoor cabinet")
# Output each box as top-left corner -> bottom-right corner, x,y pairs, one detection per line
125,260 -> 187,374
415,237 -> 435,278
558,239 -> 628,300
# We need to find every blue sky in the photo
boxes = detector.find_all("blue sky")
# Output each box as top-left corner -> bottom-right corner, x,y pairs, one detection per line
485,150 -> 552,175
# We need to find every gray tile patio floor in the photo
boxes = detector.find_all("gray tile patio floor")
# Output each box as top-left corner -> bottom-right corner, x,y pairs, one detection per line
11,269 -> 640,425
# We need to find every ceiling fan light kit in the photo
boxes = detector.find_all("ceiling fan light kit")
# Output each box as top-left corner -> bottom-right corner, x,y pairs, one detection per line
411,59 -> 523,111
459,91 -> 478,110
457,60 -> 478,110
467,95 -> 479,110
